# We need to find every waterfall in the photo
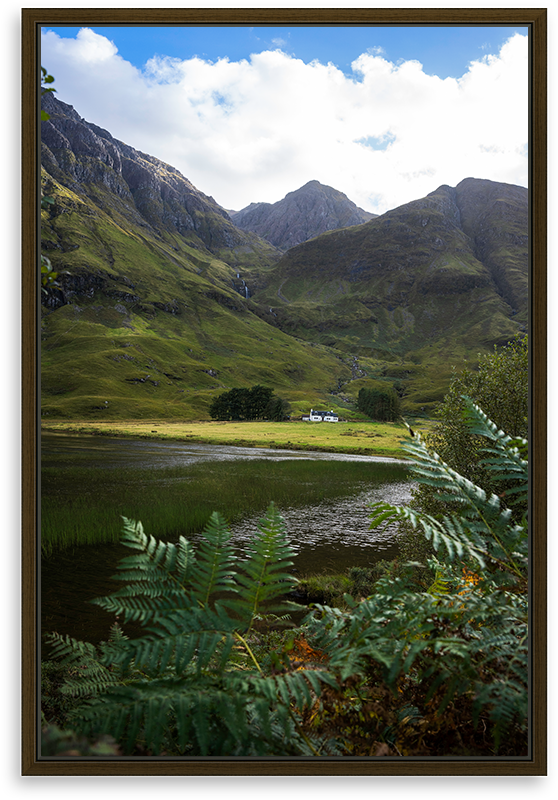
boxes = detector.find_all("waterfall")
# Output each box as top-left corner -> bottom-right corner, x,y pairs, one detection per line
236,276 -> 249,298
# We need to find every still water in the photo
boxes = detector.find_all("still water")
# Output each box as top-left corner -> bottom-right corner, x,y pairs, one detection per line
41,432 -> 410,469
41,434 -> 413,644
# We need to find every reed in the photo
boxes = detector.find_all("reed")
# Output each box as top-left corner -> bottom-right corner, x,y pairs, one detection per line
41,458 -> 408,555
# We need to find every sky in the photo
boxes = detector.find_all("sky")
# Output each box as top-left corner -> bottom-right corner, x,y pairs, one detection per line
41,24 -> 529,216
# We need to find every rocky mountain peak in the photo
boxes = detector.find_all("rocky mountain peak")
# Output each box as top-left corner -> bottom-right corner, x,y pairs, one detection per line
231,179 -> 377,250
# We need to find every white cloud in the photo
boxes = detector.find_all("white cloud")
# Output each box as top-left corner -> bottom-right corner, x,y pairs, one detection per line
41,29 -> 528,214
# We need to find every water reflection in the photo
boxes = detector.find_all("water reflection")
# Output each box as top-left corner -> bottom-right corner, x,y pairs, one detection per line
227,481 -> 413,574
41,432 -> 409,470
41,433 -> 414,644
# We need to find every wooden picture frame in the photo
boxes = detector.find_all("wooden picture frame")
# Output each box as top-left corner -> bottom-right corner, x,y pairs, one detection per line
22,7 -> 547,776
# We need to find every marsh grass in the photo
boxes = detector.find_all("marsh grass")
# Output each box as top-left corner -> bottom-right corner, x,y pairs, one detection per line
295,561 -> 398,607
41,458 -> 408,555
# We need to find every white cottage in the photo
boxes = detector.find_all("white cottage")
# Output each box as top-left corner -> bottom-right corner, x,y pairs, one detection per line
308,409 -> 339,423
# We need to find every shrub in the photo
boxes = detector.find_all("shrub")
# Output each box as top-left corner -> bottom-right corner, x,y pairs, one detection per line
397,334 -> 528,585
426,334 -> 528,490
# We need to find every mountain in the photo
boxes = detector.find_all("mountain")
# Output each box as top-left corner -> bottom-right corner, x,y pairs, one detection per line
250,178 -> 528,411
40,94 -> 352,419
40,93 -> 528,419
40,93 -> 279,268
230,180 -> 377,250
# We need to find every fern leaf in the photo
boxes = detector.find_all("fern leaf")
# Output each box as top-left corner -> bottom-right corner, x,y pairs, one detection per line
91,518 -> 197,625
188,511 -> 237,607
460,398 -> 528,503
226,503 -> 300,631
427,568 -> 452,597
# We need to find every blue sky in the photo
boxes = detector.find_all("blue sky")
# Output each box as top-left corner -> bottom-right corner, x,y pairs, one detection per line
41,25 -> 529,214
44,25 -> 527,80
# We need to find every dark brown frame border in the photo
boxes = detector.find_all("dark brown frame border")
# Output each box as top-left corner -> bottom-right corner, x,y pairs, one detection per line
22,7 -> 547,776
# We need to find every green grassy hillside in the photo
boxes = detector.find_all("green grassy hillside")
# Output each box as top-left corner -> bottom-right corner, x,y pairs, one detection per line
250,182 -> 527,412
40,171 -> 352,420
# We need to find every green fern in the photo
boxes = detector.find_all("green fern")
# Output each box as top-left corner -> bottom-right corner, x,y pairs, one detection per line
305,398 -> 528,754
225,502 -> 300,632
369,398 -> 527,583
426,565 -> 452,597
460,397 -> 528,512
44,503 -> 337,756
43,402 -> 528,756
188,511 -> 237,607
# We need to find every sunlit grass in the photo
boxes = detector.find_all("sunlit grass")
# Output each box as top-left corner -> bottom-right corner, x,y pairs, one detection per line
40,418 -> 428,458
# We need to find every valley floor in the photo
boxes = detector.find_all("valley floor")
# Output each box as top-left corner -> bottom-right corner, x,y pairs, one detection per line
40,418 -> 435,458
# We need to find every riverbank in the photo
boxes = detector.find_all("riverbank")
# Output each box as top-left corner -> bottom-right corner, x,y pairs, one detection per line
41,418 -> 434,458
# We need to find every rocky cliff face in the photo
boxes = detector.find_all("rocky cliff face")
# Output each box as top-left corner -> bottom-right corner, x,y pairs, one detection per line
41,92 -> 278,259
230,180 -> 376,250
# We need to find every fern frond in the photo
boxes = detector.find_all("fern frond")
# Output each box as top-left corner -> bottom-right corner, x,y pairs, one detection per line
370,501 -> 486,567
461,398 -> 528,462
427,567 -> 452,597
188,511 -> 238,607
45,631 -> 98,665
44,632 -> 119,698
461,398 -> 528,503
226,503 -> 300,631
91,518 -> 197,624
370,416 -> 528,579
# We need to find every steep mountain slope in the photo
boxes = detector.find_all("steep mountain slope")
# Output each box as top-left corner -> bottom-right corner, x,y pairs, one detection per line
41,93 -> 279,269
40,93 -> 528,419
251,179 -> 528,411
40,94 -> 351,419
230,180 -> 376,250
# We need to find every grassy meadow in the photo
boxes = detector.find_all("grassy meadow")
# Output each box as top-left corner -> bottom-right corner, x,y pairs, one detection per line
41,417 -> 434,458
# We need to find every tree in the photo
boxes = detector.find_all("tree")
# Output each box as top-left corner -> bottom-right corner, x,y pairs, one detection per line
247,385 -> 274,419
226,387 -> 251,420
357,386 -> 400,421
209,388 -> 249,420
209,385 -> 281,421
266,395 -> 291,421
208,393 -> 230,421
426,334 -> 528,490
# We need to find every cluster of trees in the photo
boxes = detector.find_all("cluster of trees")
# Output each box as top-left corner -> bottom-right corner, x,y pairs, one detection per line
209,384 -> 290,421
357,386 -> 401,421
